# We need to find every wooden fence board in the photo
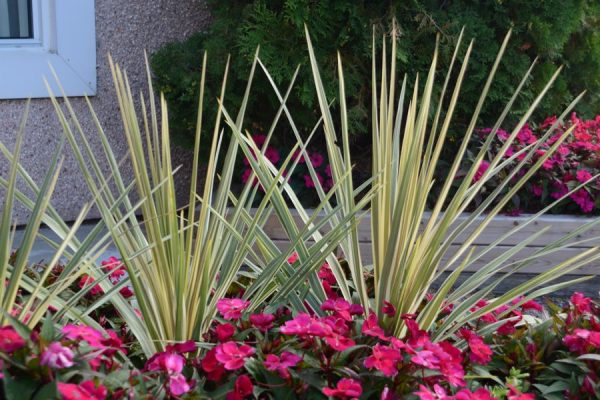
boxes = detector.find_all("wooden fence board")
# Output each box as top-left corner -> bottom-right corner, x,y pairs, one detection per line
260,211 -> 600,276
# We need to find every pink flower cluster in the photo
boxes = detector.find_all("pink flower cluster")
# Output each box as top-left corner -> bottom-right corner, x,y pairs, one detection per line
145,340 -> 197,396
78,256 -> 133,298
240,134 -> 334,196
0,323 -> 129,400
474,114 -> 600,214
563,292 -> 600,355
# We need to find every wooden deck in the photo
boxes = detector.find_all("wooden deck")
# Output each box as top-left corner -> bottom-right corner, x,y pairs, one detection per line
261,211 -> 600,277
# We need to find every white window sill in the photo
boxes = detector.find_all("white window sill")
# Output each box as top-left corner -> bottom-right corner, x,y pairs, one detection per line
0,0 -> 96,99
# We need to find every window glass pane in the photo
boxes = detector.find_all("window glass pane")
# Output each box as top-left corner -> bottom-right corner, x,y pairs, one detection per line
0,0 -> 33,39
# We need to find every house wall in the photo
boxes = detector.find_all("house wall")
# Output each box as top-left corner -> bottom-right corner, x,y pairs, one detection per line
0,0 -> 210,222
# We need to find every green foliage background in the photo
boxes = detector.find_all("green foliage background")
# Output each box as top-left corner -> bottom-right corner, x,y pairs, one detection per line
151,0 -> 600,150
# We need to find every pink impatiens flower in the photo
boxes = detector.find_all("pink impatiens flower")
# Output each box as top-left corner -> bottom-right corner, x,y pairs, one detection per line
78,274 -> 104,296
309,152 -> 324,168
287,252 -> 299,264
361,312 -> 386,339
473,160 -> 490,183
40,342 -> 75,369
576,169 -> 593,183
459,329 -> 492,365
279,313 -> 332,337
322,378 -> 363,399
364,344 -> 403,377
265,147 -> 281,164
531,184 -> 543,197
216,298 -> 250,320
215,323 -> 236,342
57,381 -> 107,400
214,341 -> 255,370
249,313 -> 275,332
201,348 -> 226,381
570,189 -> 595,213
226,374 -> 254,400
382,301 -> 397,317
455,388 -> 497,400
0,326 -> 26,353
321,298 -> 356,321
264,351 -> 302,379
571,292 -> 593,314
414,384 -> 451,400
62,324 -> 106,348
563,329 -> 600,353
325,334 -> 356,351
169,373 -> 192,396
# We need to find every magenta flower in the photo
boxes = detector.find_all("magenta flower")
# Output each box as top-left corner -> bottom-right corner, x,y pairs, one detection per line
516,124 -> 537,145
78,274 -> 104,296
57,381 -> 107,400
563,329 -> 600,353
303,172 -> 324,188
322,378 -> 363,399
0,326 -> 26,353
507,385 -> 535,400
279,313 -> 333,337
40,342 -> 75,369
364,344 -> 402,377
361,312 -> 386,339
414,384 -> 450,400
287,252 -> 299,264
169,373 -> 192,396
226,374 -> 253,400
309,152 -> 324,168
412,349 -> 440,369
249,313 -> 275,332
162,353 -> 185,374
531,184 -> 543,197
512,297 -> 543,312
146,352 -> 185,374
459,329 -> 492,365
382,301 -> 397,317
321,298 -> 354,321
215,341 -> 255,370
62,324 -> 105,348
265,147 -> 281,164
570,189 -> 594,213
472,160 -> 490,183
264,351 -> 302,378
318,263 -> 337,285
165,340 -> 197,354
216,298 -> 250,320
215,323 -> 236,342
571,292 -> 593,314
576,169 -> 593,183
455,388 -> 496,400
325,334 -> 356,351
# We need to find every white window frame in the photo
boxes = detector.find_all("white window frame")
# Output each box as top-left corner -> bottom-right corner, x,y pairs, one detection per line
0,0 -> 96,99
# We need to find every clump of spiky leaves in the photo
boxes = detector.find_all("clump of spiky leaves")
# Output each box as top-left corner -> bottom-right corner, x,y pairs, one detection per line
300,26 -> 600,340
0,104 -> 113,331
46,47 -> 369,355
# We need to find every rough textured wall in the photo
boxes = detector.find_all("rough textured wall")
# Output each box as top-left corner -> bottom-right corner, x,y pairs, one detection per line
0,0 -> 209,222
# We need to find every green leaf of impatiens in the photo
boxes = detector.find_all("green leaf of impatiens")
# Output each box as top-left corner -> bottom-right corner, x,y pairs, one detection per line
3,371 -> 39,400
31,381 -> 58,400
40,313 -> 55,342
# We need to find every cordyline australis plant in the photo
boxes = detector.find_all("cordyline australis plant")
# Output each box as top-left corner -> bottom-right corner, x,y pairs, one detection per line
45,48 -> 366,355
300,26 -> 600,339
0,104 -> 119,331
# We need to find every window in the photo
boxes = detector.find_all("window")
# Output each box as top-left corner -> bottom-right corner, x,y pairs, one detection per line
0,0 -> 33,39
0,0 -> 96,99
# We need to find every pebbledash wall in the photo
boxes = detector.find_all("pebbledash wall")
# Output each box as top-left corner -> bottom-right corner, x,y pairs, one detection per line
0,0 -> 209,222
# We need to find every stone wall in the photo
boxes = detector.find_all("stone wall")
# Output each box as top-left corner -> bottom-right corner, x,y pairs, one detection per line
0,0 -> 210,222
